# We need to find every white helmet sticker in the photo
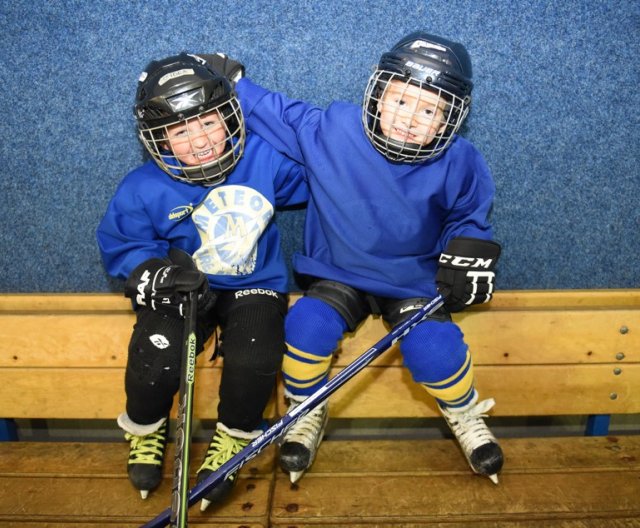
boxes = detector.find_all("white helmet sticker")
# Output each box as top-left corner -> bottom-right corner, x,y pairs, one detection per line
410,40 -> 446,52
158,68 -> 195,86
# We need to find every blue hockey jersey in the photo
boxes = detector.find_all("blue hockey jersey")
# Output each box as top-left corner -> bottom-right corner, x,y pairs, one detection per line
236,78 -> 496,299
97,132 -> 308,293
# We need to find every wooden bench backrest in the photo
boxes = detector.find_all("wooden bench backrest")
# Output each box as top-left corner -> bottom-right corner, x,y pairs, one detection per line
1,290 -> 638,420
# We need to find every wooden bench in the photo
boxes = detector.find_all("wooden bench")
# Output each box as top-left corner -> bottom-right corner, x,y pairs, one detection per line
1,290 -> 639,526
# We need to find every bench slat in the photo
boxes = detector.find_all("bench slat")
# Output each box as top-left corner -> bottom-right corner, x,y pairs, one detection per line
338,309 -> 639,366
2,290 -> 640,313
277,363 -> 640,417
2,303 -> 637,368
1,363 -> 636,419
0,368 -> 275,419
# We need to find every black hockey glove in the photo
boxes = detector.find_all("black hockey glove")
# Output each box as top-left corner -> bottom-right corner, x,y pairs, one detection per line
199,53 -> 245,83
124,250 -> 215,318
436,237 -> 501,313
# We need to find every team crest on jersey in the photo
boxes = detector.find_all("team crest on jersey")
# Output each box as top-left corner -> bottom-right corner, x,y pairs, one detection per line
191,185 -> 273,276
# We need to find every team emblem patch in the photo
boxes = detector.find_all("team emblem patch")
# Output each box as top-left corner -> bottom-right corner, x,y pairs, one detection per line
191,185 -> 273,276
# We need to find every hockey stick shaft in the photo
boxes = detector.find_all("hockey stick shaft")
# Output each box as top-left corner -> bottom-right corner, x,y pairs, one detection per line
142,293 -> 444,528
169,292 -> 198,528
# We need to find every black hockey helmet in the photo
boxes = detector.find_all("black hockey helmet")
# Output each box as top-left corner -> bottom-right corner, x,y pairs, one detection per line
363,32 -> 473,162
134,53 -> 245,186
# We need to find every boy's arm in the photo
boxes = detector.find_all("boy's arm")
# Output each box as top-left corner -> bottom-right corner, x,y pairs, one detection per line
235,77 -> 319,165
436,157 -> 500,312
273,156 -> 309,207
200,53 -> 319,165
96,183 -> 170,280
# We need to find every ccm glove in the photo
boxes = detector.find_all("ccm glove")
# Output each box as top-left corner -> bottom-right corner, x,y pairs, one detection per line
124,253 -> 213,318
200,53 -> 245,83
436,237 -> 501,312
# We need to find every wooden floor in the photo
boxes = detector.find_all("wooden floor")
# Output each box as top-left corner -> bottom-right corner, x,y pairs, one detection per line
1,436 -> 639,527
0,442 -> 276,527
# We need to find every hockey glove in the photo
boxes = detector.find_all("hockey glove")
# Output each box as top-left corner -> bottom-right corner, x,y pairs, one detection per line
436,237 -> 501,312
200,53 -> 245,83
124,253 -> 214,318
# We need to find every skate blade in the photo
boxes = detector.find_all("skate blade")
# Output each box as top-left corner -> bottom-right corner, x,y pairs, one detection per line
140,490 -> 149,499
289,470 -> 305,484
488,474 -> 499,485
200,498 -> 212,511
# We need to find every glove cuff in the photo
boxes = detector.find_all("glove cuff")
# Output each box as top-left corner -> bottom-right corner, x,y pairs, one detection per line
439,237 -> 501,270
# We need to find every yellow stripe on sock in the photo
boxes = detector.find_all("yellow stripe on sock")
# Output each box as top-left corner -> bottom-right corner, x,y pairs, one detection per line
283,343 -> 333,389
420,351 -> 475,403
425,350 -> 471,388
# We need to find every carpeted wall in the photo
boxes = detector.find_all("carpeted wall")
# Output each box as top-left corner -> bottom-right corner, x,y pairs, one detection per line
1,0 -> 638,292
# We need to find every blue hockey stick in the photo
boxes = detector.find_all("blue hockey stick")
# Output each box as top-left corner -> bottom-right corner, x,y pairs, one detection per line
142,293 -> 444,528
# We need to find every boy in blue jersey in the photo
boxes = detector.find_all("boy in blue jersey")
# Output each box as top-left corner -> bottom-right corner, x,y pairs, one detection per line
205,31 -> 503,486
96,53 -> 307,509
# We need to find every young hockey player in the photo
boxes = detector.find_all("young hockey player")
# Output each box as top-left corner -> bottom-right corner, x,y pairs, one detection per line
205,30 -> 504,485
96,53 -> 307,510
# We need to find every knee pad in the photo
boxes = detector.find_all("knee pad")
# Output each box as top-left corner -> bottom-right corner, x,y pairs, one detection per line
283,296 -> 348,396
124,309 -> 187,423
126,309 -> 185,387
306,280 -> 368,331
400,321 -> 474,404
219,301 -> 285,374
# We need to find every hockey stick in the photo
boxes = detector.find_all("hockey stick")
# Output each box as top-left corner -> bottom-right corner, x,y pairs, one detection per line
169,291 -> 198,528
142,293 -> 444,528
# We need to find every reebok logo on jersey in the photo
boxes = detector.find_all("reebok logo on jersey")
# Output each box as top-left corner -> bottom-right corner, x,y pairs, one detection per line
439,253 -> 494,269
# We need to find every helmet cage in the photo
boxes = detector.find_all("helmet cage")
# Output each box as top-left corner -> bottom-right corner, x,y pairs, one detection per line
138,96 -> 245,186
362,69 -> 469,163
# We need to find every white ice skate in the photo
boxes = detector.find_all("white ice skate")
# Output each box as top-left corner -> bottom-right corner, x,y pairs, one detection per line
279,393 -> 329,483
439,392 -> 504,484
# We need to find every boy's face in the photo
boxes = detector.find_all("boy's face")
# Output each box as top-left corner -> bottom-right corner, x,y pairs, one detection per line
377,80 -> 448,146
165,110 -> 228,166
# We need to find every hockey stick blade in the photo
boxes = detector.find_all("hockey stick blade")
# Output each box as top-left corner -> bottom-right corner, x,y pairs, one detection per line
142,294 -> 444,528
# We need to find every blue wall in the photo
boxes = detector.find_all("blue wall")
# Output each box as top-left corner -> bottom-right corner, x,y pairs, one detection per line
1,0 -> 638,292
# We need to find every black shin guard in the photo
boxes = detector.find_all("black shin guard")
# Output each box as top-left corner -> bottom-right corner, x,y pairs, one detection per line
124,307 -> 214,424
216,293 -> 287,431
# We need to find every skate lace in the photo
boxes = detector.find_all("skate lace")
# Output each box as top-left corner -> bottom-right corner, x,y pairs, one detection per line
199,429 -> 250,474
125,425 -> 166,466
284,403 -> 327,448
444,398 -> 496,454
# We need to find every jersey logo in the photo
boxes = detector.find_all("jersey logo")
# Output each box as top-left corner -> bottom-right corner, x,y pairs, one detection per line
191,185 -> 273,276
168,205 -> 194,222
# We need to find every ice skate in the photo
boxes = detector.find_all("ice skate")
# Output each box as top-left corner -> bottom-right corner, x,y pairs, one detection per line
197,422 -> 261,511
279,393 -> 329,483
123,420 -> 168,499
439,392 -> 504,484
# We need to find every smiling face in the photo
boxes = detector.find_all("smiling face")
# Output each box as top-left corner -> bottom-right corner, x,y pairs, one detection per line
377,80 -> 448,147
165,110 -> 228,166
